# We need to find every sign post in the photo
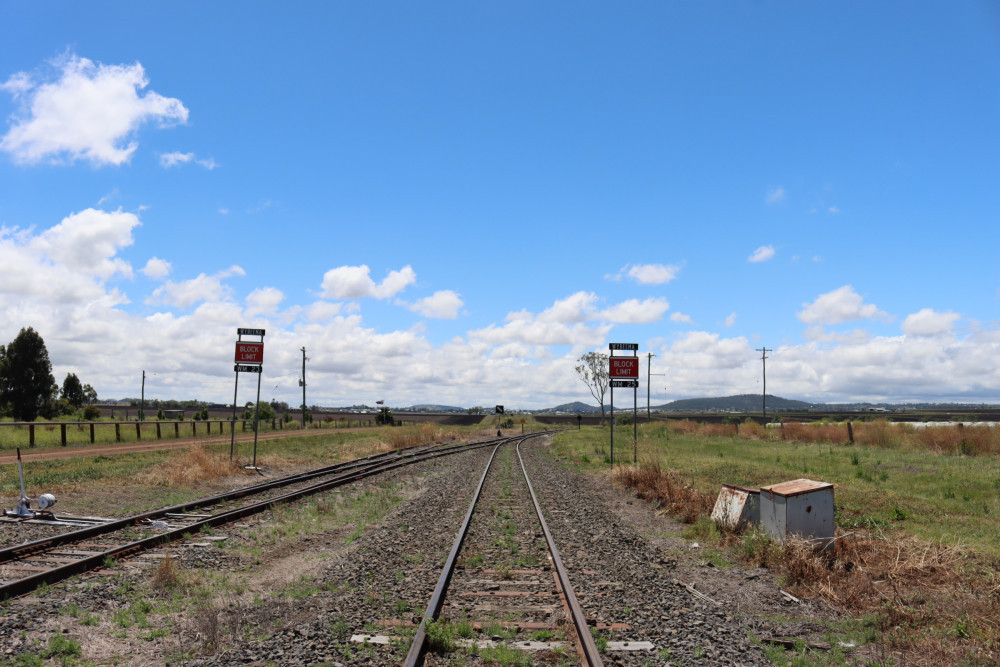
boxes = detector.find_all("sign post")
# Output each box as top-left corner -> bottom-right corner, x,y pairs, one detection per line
231,328 -> 265,467
609,343 -> 639,466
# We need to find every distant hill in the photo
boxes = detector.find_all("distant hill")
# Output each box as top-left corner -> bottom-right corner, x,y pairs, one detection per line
657,394 -> 814,412
536,401 -> 602,414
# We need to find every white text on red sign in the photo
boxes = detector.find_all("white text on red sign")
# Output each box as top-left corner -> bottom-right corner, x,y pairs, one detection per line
609,357 -> 639,378
235,342 -> 264,364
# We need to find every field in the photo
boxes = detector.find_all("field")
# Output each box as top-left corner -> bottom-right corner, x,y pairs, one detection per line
552,419 -> 1000,664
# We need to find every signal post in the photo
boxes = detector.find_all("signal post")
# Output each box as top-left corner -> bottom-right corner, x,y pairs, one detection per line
609,343 -> 639,465
230,328 -> 265,468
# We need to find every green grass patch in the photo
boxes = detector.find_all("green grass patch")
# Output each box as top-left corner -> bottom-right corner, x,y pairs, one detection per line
554,423 -> 1000,557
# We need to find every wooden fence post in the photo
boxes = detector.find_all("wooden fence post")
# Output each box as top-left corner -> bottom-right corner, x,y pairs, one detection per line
136,423 -> 141,440
847,421 -> 854,444
61,423 -> 67,446
115,423 -> 121,442
192,422 -> 196,437
90,423 -> 95,444
29,424 -> 35,448
174,422 -> 179,438
156,422 -> 161,439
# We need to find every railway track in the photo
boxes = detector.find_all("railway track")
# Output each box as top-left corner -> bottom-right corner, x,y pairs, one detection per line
401,435 -> 603,666
0,436 -> 529,599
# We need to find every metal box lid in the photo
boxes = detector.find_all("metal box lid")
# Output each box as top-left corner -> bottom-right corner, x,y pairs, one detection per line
761,478 -> 833,498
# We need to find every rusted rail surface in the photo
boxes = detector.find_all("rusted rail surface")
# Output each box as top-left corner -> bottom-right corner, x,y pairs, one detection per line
404,434 -> 603,667
0,436 -> 528,598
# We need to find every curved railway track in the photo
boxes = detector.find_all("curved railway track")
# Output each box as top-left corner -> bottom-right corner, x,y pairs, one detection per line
403,434 -> 603,666
0,436 -> 532,599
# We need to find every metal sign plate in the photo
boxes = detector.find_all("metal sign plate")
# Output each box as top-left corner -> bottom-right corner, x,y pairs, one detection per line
235,342 -> 264,363
611,379 -> 638,388
609,342 -> 638,351
237,328 -> 266,337
234,364 -> 263,373
609,357 -> 639,378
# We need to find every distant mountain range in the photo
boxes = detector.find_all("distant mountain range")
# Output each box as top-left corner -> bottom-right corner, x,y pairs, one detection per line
536,395 -> 811,414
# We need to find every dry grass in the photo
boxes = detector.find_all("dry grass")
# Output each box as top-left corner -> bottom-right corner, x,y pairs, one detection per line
139,445 -> 250,486
150,554 -> 182,591
663,418 -> 1000,457
610,460 -> 715,524
613,459 -> 1000,663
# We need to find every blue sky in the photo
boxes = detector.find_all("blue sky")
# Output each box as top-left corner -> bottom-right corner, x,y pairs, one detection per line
1,1 -> 999,409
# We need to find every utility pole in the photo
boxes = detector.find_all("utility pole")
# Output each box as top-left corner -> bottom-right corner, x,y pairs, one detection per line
756,347 -> 772,422
299,347 -> 308,428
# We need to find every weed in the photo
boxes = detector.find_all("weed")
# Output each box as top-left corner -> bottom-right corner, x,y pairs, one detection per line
330,618 -> 351,642
479,644 -> 530,665
425,619 -> 456,653
150,554 -> 181,591
590,627 -> 609,653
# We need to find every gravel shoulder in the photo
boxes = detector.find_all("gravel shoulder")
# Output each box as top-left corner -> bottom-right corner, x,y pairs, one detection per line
0,436 -> 846,665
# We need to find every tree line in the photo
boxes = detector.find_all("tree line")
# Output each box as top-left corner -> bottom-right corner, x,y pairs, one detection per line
0,327 -> 98,421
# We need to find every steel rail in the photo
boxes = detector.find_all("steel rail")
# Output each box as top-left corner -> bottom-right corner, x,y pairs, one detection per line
403,440 -> 506,667
403,432 -> 599,667
516,440 -> 603,666
1,444 -> 415,563
0,438 -> 504,564
0,436 -> 529,599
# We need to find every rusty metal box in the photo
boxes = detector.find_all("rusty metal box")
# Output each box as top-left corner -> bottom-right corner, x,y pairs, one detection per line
759,479 -> 834,549
710,484 -> 760,531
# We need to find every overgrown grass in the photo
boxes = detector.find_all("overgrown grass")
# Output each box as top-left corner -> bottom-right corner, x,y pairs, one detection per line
554,423 -> 1000,664
1,424 -> 482,502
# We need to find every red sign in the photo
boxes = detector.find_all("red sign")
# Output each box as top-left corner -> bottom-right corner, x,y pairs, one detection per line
235,342 -> 264,364
609,356 -> 639,378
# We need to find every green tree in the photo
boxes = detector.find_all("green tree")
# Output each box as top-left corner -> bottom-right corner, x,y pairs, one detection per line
82,383 -> 98,403
376,406 -> 394,425
61,373 -> 85,408
1,327 -> 58,421
575,351 -> 609,425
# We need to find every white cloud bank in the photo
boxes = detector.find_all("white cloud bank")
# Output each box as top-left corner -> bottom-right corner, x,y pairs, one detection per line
1,54 -> 188,165
1,210 -> 999,409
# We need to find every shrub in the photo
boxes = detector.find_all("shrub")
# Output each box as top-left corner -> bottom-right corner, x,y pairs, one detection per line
83,405 -> 101,421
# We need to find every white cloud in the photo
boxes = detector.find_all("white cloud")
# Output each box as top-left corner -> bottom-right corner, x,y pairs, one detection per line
159,151 -> 218,170
765,186 -> 786,204
0,54 -> 188,166
246,287 -> 285,317
828,206 -> 840,214
613,263 -> 680,285
748,245 -> 775,263
724,313 -> 737,327
671,312 -> 693,324
319,264 -> 416,300
141,257 -> 172,280
902,308 -> 960,337
798,285 -> 889,325
408,290 -> 464,319
160,151 -> 194,168
147,265 -> 245,309
34,208 -> 138,280
539,292 -> 599,324
598,297 -> 670,324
